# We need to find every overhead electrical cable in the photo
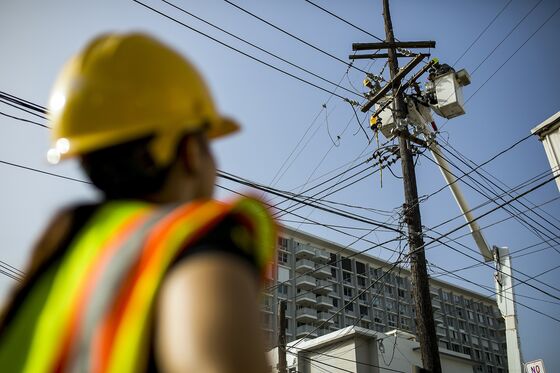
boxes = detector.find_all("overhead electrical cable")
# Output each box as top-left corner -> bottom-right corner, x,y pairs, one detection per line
302,0 -> 384,41
422,147 -> 560,258
222,0 -> 372,75
132,0 -> 351,100
451,0 -> 514,66
0,110 -> 48,129
161,0 -> 363,98
428,261 -> 560,324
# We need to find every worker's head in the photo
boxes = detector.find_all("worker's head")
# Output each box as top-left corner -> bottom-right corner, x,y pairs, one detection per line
46,32 -> 239,201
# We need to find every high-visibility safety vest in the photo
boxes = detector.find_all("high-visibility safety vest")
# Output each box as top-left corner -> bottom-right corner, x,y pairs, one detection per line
0,197 -> 276,373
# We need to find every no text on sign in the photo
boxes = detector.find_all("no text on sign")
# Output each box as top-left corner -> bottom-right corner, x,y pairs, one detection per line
525,359 -> 545,373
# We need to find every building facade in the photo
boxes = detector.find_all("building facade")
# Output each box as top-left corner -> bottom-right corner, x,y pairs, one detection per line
261,226 -> 508,373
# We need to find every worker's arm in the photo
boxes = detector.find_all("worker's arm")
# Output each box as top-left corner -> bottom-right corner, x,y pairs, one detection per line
155,252 -> 269,373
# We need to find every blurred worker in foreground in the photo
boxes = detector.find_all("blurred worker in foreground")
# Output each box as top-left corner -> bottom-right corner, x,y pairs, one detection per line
0,32 -> 276,373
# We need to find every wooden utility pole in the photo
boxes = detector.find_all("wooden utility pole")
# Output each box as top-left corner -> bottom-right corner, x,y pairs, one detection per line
382,0 -> 442,372
277,300 -> 287,373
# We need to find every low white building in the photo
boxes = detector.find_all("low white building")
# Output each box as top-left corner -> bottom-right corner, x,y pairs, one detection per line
531,111 -> 560,192
269,326 -> 476,373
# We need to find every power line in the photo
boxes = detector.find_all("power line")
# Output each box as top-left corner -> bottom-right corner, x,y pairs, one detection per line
302,0 -> 384,42
0,159 -> 92,185
411,173 -> 560,301
439,135 -> 560,228
464,4 -> 560,104
0,98 -> 47,120
131,0 -> 351,101
451,0 -> 514,66
425,147 -> 553,248
428,261 -> 560,324
223,0 -> 372,75
161,0 -> 362,98
439,144 -> 560,236
470,0 -> 543,75
217,170 -> 404,233
0,110 -> 48,129
425,144 -> 560,259
417,133 -> 532,210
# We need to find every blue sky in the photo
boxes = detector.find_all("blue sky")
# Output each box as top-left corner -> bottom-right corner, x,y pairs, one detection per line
1,0 -> 559,369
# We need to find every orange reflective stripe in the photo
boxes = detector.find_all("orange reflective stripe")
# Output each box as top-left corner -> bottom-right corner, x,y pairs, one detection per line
92,201 -> 220,372
53,208 -> 152,371
106,202 -> 232,373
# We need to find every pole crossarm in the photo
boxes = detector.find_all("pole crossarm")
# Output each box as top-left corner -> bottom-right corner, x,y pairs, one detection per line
350,52 -> 430,60
361,53 -> 426,112
352,40 -> 436,50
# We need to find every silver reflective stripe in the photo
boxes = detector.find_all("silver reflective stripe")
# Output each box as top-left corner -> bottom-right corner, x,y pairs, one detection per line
68,204 -> 175,373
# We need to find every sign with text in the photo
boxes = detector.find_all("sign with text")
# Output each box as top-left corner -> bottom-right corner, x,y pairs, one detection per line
525,359 -> 545,373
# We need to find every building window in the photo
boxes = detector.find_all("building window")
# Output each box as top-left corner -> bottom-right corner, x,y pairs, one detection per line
278,237 -> 289,249
345,302 -> 354,312
468,310 -> 475,320
398,288 -> 405,298
464,347 -> 472,356
356,261 -> 366,275
359,305 -> 368,316
341,257 -> 352,271
329,253 -> 337,265
278,251 -> 288,265
358,292 -> 367,302
278,284 -> 288,296
385,285 -> 393,296
343,271 -> 352,284
456,307 -> 464,319
332,297 -> 339,307
343,286 -> 353,298
388,313 -> 397,327
357,276 -> 366,287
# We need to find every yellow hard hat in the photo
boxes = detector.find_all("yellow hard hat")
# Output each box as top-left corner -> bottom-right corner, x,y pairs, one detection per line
47,32 -> 239,165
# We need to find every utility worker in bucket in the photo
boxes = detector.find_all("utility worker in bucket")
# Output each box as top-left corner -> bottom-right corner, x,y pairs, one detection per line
0,32 -> 276,373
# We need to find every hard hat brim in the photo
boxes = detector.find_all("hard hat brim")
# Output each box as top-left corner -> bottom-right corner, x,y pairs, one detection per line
208,117 -> 240,139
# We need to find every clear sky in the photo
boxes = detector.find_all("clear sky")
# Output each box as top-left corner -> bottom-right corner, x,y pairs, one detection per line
1,0 -> 559,369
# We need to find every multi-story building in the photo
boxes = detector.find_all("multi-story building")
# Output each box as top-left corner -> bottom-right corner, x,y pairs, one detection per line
261,226 -> 508,373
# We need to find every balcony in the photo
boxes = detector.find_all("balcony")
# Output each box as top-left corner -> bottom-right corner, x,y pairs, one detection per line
313,249 -> 330,263
296,275 -> 317,290
313,265 -> 331,279
295,259 -> 315,273
295,293 -> 316,306
317,312 -> 334,324
296,324 -> 318,338
296,307 -> 317,323
313,280 -> 333,295
316,296 -> 333,310
295,244 -> 315,259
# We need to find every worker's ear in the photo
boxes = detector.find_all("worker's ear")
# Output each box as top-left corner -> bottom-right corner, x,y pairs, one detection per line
179,135 -> 204,175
